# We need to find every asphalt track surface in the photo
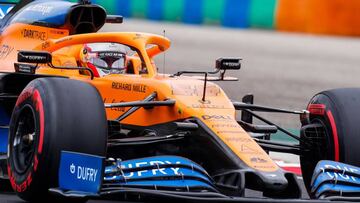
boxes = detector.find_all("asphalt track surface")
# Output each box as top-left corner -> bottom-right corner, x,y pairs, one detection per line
1,20 -> 360,202
103,19 -> 360,129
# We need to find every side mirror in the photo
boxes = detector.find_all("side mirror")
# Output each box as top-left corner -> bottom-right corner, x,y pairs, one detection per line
216,57 -> 241,70
106,15 -> 123,24
18,51 -> 52,64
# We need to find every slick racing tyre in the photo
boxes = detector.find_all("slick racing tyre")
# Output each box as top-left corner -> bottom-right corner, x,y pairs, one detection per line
8,78 -> 107,202
300,88 -> 360,194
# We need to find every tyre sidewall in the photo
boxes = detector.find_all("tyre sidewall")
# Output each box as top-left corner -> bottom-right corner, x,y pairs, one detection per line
8,80 -> 54,199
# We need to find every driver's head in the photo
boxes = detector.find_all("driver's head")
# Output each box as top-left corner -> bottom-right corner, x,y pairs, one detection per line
80,43 -> 127,77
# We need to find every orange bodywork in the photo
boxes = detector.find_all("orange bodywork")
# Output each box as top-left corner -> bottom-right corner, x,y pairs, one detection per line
0,22 -> 279,173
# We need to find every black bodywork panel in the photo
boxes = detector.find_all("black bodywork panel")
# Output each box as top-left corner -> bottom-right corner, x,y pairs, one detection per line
0,0 -> 107,34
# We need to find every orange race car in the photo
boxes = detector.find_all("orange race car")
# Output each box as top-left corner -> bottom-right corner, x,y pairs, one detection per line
1,0 -> 360,203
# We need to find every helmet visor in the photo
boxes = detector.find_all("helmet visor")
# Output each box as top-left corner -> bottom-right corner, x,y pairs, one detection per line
89,52 -> 126,73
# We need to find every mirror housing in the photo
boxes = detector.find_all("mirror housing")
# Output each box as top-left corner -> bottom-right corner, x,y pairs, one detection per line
106,15 -> 123,24
216,57 -> 241,70
18,51 -> 52,64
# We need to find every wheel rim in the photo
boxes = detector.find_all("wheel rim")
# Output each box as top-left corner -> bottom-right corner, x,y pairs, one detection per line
310,118 -> 332,161
12,105 -> 37,175
301,117 -> 332,192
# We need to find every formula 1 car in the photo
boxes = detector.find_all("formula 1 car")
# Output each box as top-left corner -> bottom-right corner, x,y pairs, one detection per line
0,0 -> 360,202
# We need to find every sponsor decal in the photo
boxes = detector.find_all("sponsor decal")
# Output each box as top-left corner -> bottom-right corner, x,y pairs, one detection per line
70,163 -> 75,173
0,4 -> 13,19
191,104 -> 226,109
250,157 -> 268,163
49,29 -> 66,35
103,98 -> 126,112
14,63 -> 36,74
172,84 -> 220,97
201,114 -> 232,121
0,44 -> 14,59
323,164 -> 359,182
112,82 -> 132,91
191,100 -> 231,109
104,156 -> 214,188
98,52 -> 124,58
240,144 -> 260,154
216,130 -> 243,134
22,29 -> 48,41
212,124 -> 240,128
133,84 -> 147,93
41,41 -> 50,50
61,60 -> 77,67
8,168 -> 32,192
133,33 -> 145,40
225,137 -> 252,143
253,165 -> 277,169
120,160 -> 181,178
69,163 -> 98,182
59,151 -> 103,193
21,55 -> 47,62
55,37 -> 72,44
112,82 -> 147,93
223,61 -> 239,68
25,4 -> 54,15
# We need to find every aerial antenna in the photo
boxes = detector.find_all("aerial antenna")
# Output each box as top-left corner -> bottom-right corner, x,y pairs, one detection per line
162,29 -> 166,77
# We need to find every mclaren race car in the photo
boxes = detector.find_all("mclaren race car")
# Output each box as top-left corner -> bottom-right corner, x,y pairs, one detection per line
0,0 -> 360,202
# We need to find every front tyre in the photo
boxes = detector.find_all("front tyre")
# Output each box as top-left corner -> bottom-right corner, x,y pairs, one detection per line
8,78 -> 107,202
300,88 -> 360,195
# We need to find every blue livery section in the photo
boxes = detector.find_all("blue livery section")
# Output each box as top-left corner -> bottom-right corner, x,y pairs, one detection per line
105,167 -> 211,183
58,154 -> 214,194
315,183 -> 360,199
105,155 -> 209,176
312,170 -> 360,193
10,1 -> 74,27
122,180 -> 213,189
0,106 -> 10,154
311,160 -> 360,198
0,3 -> 14,19
104,156 -> 216,192
59,151 -> 104,194
311,160 -> 360,187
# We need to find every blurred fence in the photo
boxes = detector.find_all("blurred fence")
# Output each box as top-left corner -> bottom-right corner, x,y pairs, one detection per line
2,0 -> 360,36
277,0 -> 360,36
85,0 -> 276,29
90,0 -> 360,36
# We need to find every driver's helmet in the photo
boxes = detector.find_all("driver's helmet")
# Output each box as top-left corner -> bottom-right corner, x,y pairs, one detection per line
80,43 -> 127,77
